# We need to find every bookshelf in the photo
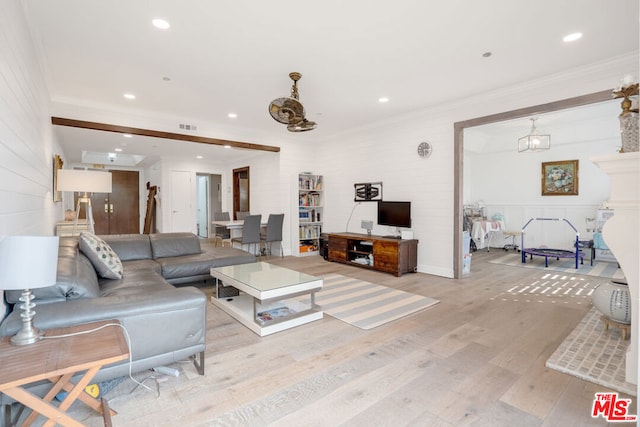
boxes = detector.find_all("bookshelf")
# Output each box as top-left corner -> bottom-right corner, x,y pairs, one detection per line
298,173 -> 323,256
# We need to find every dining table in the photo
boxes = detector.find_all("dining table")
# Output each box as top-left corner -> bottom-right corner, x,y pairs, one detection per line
211,219 -> 267,239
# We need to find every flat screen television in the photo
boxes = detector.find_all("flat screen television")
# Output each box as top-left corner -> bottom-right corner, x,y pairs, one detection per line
377,201 -> 411,228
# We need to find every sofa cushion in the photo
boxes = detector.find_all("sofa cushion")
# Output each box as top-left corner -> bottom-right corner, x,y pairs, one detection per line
121,259 -> 162,275
155,253 -> 215,279
99,269 -> 173,297
5,247 -> 100,303
149,233 -> 201,259
207,247 -> 257,268
100,234 -> 152,261
79,232 -> 123,279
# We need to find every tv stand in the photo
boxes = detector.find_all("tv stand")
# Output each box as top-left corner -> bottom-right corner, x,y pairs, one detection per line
327,232 -> 418,276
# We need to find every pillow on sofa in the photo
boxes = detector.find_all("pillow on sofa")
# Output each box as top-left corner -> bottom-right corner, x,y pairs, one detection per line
79,232 -> 124,279
5,250 -> 100,303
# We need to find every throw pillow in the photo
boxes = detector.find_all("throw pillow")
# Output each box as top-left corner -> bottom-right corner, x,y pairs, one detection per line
79,232 -> 123,279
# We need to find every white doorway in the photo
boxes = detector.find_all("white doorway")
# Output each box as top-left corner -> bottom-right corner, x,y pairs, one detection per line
195,173 -> 223,238
196,174 -> 210,238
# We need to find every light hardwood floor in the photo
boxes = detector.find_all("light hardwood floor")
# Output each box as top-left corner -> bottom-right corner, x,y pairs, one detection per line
63,250 -> 636,426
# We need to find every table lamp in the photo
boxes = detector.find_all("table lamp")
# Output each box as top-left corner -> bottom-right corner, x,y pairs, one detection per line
56,169 -> 112,234
0,236 -> 59,345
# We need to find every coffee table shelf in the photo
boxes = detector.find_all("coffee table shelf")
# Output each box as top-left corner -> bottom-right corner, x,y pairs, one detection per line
210,262 -> 323,337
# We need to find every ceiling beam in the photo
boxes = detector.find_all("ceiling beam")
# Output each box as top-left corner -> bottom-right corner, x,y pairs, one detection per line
51,117 -> 281,153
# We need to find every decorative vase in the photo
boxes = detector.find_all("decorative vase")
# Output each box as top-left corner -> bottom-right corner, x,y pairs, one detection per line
592,280 -> 631,324
613,81 -> 639,153
619,111 -> 639,153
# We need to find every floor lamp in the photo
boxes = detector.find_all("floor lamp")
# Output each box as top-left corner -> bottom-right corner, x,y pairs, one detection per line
56,169 -> 113,234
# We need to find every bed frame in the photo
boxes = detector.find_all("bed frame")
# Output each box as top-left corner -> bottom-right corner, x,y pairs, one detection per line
520,218 -> 584,268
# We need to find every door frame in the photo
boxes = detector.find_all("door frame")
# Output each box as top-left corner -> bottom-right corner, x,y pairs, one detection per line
452,89 -> 613,278
233,166 -> 250,220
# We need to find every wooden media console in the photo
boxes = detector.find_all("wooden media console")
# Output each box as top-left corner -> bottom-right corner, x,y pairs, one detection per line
327,232 -> 418,276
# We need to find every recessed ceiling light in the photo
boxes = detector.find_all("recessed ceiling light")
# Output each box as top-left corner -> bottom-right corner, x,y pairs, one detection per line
152,18 -> 170,30
378,97 -> 389,103
563,32 -> 583,42
162,76 -> 171,81
123,133 -> 133,138
123,93 -> 136,100
228,113 -> 238,118
196,155 -> 203,159
114,148 -> 123,152
223,145 -> 231,149
482,51 -> 492,58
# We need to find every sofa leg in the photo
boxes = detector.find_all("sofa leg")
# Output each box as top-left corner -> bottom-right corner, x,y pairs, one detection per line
1,404 -> 9,427
190,351 -> 205,375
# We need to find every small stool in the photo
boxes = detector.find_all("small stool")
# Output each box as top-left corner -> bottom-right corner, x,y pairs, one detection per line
600,315 -> 631,340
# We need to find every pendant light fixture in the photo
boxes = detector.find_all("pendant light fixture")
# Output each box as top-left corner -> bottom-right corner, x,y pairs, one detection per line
518,118 -> 550,152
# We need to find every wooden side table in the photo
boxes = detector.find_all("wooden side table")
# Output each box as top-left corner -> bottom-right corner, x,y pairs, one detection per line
0,320 -> 129,426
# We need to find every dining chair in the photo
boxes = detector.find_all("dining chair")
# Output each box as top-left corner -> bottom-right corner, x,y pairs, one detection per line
236,211 -> 249,220
231,214 -> 262,255
260,213 -> 284,257
212,211 -> 231,247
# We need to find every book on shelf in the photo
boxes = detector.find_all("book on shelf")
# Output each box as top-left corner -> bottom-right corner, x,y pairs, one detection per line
299,192 -> 321,207
256,306 -> 296,324
299,225 -> 321,239
299,175 -> 323,191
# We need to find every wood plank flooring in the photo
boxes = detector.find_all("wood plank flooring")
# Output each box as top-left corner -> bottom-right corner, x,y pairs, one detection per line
46,249 -> 637,426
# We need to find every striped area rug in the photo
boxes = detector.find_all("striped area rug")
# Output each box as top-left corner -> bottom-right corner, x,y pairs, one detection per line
311,273 -> 439,330
488,253 -> 624,280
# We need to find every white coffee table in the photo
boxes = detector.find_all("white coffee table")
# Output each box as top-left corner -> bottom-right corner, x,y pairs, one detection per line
210,262 -> 323,336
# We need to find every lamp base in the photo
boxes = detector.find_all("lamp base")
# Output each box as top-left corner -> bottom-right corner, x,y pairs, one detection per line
10,325 -> 43,346
10,288 -> 43,346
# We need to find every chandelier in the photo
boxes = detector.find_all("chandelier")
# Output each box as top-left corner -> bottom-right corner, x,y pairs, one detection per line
518,118 -> 550,152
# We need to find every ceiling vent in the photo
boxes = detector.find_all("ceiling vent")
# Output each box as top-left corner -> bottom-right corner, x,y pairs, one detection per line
179,123 -> 197,131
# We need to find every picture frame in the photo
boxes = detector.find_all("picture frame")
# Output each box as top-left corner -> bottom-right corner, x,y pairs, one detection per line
53,154 -> 63,202
541,159 -> 578,196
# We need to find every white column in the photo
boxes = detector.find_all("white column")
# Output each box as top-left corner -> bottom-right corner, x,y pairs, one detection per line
591,152 -> 639,394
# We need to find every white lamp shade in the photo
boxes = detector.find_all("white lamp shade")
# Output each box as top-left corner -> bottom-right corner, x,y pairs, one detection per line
57,169 -> 112,193
0,236 -> 59,290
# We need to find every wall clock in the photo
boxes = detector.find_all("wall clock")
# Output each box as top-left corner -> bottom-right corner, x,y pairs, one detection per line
417,141 -> 433,158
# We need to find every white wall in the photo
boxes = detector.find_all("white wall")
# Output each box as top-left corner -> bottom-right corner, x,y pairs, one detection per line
0,1 -> 63,235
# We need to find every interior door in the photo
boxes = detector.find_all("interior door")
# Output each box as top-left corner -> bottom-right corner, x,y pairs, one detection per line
108,170 -> 139,234
86,170 -> 140,235
171,170 -> 194,232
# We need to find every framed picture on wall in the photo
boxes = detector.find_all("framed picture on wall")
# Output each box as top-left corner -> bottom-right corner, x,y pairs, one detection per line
541,159 -> 579,196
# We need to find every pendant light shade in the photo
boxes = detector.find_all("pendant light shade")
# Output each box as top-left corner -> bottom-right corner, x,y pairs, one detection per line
518,118 -> 550,152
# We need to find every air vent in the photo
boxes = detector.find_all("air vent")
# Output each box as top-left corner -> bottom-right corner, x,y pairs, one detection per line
179,123 -> 197,131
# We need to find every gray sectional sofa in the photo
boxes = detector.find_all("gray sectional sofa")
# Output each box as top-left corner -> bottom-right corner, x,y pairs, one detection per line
0,232 -> 255,386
